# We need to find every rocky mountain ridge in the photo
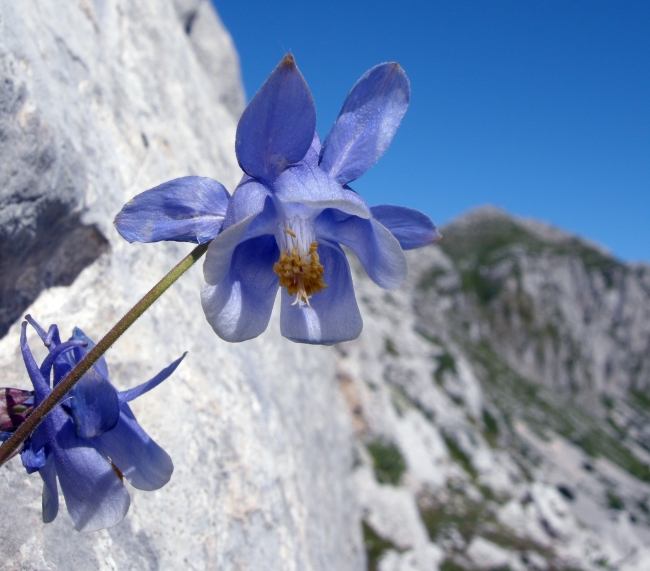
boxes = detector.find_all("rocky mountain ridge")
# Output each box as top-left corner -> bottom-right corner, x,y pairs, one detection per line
342,206 -> 650,570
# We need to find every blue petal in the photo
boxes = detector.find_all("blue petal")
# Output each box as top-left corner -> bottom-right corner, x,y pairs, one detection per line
44,324 -> 62,348
274,160 -> 371,219
29,424 -> 51,458
315,210 -> 407,290
71,327 -> 109,381
119,353 -> 186,404
52,359 -> 73,389
0,431 -> 12,442
301,131 -> 322,167
21,441 -> 47,473
51,333 -> 76,387
24,315 -> 48,342
40,455 -> 59,523
21,322 -> 51,402
69,369 -> 120,438
220,177 -> 274,231
92,404 -> 173,491
204,181 -> 277,286
53,419 -> 130,532
38,339 -> 87,381
114,176 -> 230,244
320,63 -> 410,184
24,316 -> 62,349
202,235 -> 279,342
370,205 -> 441,250
236,54 -> 316,185
42,327 -> 120,437
280,242 -> 362,344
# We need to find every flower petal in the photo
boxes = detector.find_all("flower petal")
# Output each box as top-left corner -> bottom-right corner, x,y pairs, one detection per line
202,235 -> 279,342
236,54 -> 316,185
71,327 -> 109,381
24,315 -> 62,349
21,441 -> 47,473
114,177 -> 230,244
315,210 -> 407,289
92,404 -> 173,491
220,177 -> 274,231
204,181 -> 276,286
42,328 -> 119,438
320,63 -> 410,184
280,242 -> 362,344
301,131 -> 322,167
274,160 -> 371,219
53,419 -> 130,532
38,339 -> 87,381
69,369 -> 120,438
24,315 -> 48,342
20,322 -> 51,402
370,205 -> 441,250
119,353 -> 186,404
44,324 -> 62,348
29,424 -> 50,459
40,455 -> 59,524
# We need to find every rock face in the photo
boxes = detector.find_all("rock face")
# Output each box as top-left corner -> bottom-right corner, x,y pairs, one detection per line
340,208 -> 650,571
3,1 -> 650,570
0,1 -> 362,570
0,0 -> 245,339
435,207 -> 650,399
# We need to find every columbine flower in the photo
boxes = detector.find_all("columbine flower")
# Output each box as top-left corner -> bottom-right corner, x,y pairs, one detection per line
16,316 -> 184,532
201,55 -> 440,344
114,55 -> 440,345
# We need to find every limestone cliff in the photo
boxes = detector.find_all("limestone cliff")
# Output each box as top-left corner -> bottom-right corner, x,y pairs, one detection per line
0,2 -> 361,569
343,208 -> 650,570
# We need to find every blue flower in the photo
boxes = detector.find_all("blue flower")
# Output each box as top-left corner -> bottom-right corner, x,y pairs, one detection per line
113,55 -> 440,345
201,55 -> 440,344
16,316 -> 185,532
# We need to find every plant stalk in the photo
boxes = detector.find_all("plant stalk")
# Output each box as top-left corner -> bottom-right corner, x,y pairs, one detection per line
0,242 -> 209,467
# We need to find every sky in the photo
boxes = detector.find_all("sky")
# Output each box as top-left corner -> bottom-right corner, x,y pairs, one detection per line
214,1 -> 650,263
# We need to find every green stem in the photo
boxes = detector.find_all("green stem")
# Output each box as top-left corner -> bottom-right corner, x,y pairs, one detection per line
0,242 -> 209,467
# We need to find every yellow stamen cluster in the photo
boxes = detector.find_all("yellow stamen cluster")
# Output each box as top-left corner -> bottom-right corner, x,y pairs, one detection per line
274,241 -> 327,306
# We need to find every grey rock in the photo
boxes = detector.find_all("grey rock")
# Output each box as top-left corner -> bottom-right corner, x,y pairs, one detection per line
172,0 -> 245,118
423,206 -> 650,400
186,0 -> 246,117
338,207 -> 650,570
0,49 -> 109,337
0,1 -> 362,569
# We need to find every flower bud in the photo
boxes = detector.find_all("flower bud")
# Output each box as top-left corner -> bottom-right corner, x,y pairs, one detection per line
0,388 -> 34,433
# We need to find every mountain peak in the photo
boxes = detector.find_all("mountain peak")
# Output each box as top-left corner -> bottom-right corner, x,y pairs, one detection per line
440,205 -> 615,264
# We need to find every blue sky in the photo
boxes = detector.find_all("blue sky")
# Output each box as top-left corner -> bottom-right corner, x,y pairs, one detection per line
214,1 -> 649,263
